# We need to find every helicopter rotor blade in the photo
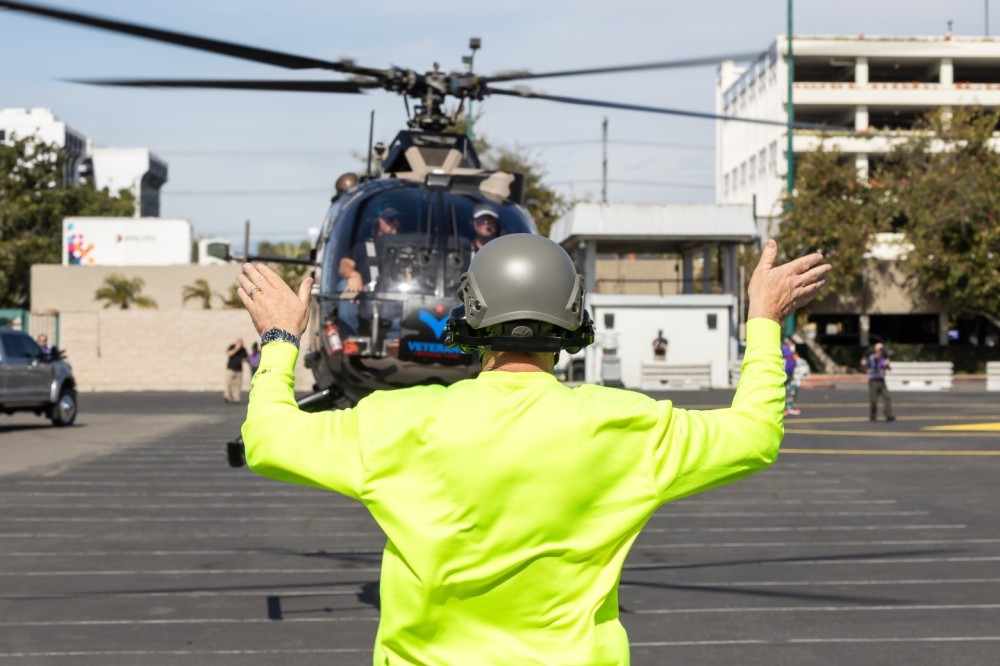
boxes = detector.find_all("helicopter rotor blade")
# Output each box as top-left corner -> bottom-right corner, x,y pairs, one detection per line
0,0 -> 387,79
486,86 -> 832,131
66,78 -> 381,94
483,52 -> 762,84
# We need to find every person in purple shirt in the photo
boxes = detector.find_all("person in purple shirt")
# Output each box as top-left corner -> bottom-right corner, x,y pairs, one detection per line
781,336 -> 801,415
862,341 -> 895,422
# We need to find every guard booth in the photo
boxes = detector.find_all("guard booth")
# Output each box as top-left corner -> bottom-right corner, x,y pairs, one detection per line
549,202 -> 758,389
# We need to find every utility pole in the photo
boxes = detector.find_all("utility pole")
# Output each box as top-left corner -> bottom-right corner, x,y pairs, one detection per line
601,117 -> 609,204
243,219 -> 251,261
785,0 -> 795,212
463,37 -> 481,139
784,0 -> 796,337
987,1 -> 990,36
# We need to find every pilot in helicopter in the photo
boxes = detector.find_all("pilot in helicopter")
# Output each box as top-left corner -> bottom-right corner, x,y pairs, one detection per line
336,205 -> 401,335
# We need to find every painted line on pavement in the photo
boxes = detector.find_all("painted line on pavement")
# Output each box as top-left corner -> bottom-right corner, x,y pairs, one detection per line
783,447 -> 1000,456
926,422 -> 1000,432
785,428 -> 1000,439
631,636 -> 1000,647
634,602 -> 1000,615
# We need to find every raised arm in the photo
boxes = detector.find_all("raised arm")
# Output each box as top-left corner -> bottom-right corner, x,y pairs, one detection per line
652,240 -> 831,503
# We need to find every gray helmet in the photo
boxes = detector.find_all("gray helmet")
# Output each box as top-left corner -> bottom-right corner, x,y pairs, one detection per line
445,234 -> 594,353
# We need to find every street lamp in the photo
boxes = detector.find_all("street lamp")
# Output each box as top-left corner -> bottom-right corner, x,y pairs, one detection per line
464,37 -> 481,139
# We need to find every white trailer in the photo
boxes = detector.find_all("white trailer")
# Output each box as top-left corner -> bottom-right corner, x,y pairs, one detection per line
62,217 -> 192,266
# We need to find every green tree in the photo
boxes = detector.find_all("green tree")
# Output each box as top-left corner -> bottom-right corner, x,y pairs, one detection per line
94,274 -> 158,310
221,284 -> 243,309
776,145 -> 891,303
881,107 -> 1000,328
256,240 -> 313,287
182,278 -> 215,309
0,137 -> 135,308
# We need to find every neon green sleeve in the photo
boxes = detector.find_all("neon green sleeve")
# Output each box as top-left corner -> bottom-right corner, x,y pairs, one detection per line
651,318 -> 785,504
241,342 -> 365,500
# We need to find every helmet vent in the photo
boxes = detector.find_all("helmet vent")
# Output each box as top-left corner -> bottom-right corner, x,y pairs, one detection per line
511,325 -> 533,337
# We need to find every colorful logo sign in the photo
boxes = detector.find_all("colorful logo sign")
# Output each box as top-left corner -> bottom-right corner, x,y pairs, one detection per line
65,223 -> 95,265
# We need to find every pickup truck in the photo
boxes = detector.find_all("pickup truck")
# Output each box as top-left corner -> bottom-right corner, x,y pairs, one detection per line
0,328 -> 77,426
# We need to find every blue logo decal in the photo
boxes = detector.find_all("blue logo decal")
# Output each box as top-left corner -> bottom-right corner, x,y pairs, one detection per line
419,311 -> 450,339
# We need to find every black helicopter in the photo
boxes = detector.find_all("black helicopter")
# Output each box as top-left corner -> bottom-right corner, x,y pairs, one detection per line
0,1 -> 821,466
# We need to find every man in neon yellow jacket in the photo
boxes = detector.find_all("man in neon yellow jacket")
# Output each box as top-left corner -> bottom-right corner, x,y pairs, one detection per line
236,235 -> 830,666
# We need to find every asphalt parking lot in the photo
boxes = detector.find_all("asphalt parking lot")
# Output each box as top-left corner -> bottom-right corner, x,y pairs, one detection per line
1,388 -> 998,665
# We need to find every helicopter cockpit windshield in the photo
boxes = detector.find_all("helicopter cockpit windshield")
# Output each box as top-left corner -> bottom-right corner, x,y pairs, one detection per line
319,183 -> 534,366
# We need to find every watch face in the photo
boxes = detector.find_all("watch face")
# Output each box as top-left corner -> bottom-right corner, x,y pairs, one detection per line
263,328 -> 298,347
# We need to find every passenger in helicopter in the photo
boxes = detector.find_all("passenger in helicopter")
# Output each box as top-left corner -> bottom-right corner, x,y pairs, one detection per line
470,203 -> 500,252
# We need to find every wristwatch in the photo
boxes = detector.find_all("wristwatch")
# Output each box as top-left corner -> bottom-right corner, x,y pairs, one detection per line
261,327 -> 300,349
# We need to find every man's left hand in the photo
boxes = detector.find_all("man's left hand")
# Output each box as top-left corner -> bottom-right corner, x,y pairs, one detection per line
237,263 -> 313,337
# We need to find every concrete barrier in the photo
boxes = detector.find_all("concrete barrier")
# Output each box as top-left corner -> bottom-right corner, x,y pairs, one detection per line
640,362 -> 712,391
987,362 -> 1000,392
885,361 -> 953,391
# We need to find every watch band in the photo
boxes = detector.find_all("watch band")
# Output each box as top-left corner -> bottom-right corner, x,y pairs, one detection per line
260,327 -> 300,349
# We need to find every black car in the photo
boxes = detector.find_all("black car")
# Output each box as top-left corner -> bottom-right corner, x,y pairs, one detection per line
0,328 -> 77,427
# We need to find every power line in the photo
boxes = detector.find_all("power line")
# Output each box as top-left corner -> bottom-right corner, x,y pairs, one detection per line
522,139 -> 713,150
550,178 -> 713,190
165,188 -> 330,196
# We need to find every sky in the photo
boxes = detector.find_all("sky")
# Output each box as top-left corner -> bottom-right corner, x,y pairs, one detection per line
2,0 -> 996,251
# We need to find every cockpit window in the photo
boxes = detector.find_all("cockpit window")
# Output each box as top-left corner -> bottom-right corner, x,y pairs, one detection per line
326,188 -> 434,295
322,188 -> 535,299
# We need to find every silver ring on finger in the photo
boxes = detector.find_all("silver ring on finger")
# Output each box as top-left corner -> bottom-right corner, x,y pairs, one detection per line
247,286 -> 261,297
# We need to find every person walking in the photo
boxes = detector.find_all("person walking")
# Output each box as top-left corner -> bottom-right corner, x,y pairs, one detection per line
782,336 -> 801,415
862,341 -> 895,422
235,236 -> 830,665
224,338 -> 247,403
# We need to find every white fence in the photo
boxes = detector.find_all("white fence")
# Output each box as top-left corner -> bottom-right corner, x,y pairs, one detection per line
640,362 -> 712,391
885,361 -> 953,391
987,362 -> 1000,392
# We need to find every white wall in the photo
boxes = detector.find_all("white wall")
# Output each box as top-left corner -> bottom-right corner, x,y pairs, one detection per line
585,295 -> 736,389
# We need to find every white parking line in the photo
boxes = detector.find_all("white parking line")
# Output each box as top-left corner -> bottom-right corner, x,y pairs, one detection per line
645,524 -> 966,534
620,577 -> 1000,588
0,648 -> 371,657
634,602 -> 1000,615
631,636 -> 1000,647
0,617 -> 379,627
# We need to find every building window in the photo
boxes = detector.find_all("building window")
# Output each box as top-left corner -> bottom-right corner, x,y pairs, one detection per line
749,156 -> 757,183
769,141 -> 778,172
758,149 -> 767,175
731,168 -> 738,190
740,162 -> 747,188
724,173 -> 730,194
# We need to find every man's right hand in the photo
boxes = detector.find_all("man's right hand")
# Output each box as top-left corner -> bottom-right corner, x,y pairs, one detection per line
747,239 -> 831,323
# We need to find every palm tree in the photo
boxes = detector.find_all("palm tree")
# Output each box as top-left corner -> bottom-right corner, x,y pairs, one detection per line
221,284 -> 244,309
94,274 -> 158,310
182,278 -> 215,309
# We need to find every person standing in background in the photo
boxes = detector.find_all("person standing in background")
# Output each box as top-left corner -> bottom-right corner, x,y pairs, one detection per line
862,342 -> 895,422
781,336 -> 801,416
224,338 -> 248,403
247,342 -> 261,377
651,329 -> 669,360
